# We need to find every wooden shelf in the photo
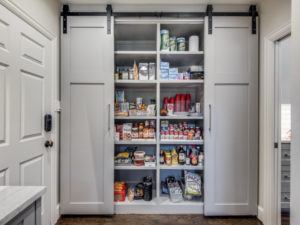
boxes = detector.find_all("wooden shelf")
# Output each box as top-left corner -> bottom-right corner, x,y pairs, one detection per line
160,51 -> 204,55
160,140 -> 204,145
115,140 -> 157,145
159,115 -> 203,120
115,51 -> 157,55
115,80 -> 157,88
159,196 -> 203,206
115,197 -> 158,206
159,165 -> 203,170
115,116 -> 157,120
115,165 -> 156,170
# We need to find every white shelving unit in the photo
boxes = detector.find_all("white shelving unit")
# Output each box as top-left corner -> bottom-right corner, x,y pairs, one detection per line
114,18 -> 205,214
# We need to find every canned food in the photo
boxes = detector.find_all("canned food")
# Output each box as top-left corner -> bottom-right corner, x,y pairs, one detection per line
160,30 -> 170,51
169,36 -> 177,51
177,37 -> 186,51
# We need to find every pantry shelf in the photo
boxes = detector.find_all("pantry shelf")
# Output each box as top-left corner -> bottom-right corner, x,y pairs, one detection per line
160,140 -> 204,145
115,140 -> 157,145
159,80 -> 204,87
115,80 -> 157,88
115,165 -> 157,170
159,116 -> 204,120
159,196 -> 204,206
159,51 -> 204,55
159,165 -> 204,170
114,197 -> 158,206
115,51 -> 157,55
115,116 -> 157,120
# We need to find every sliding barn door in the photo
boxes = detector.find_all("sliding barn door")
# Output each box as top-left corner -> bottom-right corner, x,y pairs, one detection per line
204,17 -> 258,215
60,16 -> 114,214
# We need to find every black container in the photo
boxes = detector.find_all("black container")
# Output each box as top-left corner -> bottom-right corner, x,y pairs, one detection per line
143,176 -> 153,201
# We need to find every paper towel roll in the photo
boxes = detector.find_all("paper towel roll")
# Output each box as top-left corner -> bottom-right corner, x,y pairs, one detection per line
189,35 -> 199,52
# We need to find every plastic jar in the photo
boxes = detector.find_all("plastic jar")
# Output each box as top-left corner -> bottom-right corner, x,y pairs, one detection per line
177,37 -> 186,51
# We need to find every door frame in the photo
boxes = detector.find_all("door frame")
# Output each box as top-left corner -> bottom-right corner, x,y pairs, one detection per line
0,1 -> 60,224
261,22 -> 291,225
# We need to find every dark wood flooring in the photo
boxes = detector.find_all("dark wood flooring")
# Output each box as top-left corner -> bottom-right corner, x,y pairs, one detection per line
57,215 -> 263,225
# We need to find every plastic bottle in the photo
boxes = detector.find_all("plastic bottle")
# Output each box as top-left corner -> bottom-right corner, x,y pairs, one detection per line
180,94 -> 186,112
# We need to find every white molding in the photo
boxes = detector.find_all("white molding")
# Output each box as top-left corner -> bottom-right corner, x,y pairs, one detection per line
0,0 -> 56,40
261,22 -> 291,225
258,205 -> 264,222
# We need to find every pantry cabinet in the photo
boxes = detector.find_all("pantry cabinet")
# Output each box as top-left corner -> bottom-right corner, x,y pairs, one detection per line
204,17 -> 258,215
60,10 -> 258,216
60,16 -> 114,214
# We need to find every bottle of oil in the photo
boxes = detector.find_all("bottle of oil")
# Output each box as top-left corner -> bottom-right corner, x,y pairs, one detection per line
178,145 -> 186,165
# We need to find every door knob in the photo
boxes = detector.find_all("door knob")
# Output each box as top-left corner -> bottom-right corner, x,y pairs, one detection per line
45,140 -> 54,148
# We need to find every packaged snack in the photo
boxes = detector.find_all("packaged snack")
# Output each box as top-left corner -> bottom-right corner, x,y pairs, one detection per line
115,90 -> 125,103
122,123 -> 132,140
184,171 -> 202,196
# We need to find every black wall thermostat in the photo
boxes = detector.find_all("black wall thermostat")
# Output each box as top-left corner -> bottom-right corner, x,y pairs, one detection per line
44,114 -> 52,132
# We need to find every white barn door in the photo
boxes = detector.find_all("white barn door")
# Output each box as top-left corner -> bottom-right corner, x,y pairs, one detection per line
60,16 -> 114,214
204,17 -> 258,215
0,4 -> 53,225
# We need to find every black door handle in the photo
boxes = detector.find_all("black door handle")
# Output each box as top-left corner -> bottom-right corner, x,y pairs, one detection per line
45,140 -> 54,148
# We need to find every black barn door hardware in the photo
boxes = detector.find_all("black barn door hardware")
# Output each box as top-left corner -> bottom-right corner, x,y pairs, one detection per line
206,5 -> 213,34
62,4 -> 69,34
106,5 -> 112,34
61,4 -> 258,35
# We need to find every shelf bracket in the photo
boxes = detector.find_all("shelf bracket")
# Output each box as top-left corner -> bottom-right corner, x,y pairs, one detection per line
62,4 -> 69,34
249,5 -> 257,34
206,5 -> 213,35
106,4 -> 113,35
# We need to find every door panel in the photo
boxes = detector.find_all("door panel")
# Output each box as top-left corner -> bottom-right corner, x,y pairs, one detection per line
214,84 -> 249,204
61,16 -> 114,214
69,83 -> 105,203
204,17 -> 258,215
0,4 -> 53,225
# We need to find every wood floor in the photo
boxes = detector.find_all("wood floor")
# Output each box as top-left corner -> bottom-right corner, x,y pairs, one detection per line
57,215 -> 262,225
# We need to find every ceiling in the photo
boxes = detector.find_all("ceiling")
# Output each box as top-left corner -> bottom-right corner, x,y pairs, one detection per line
61,0 -> 259,4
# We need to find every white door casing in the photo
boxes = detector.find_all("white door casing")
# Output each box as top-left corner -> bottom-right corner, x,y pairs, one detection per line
60,16 -> 114,214
0,3 -> 55,225
204,16 -> 258,215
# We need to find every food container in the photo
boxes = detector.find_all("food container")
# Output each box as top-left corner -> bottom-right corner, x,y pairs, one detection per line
169,36 -> 177,51
189,35 -> 199,52
165,151 -> 172,165
160,29 -> 170,51
177,37 -> 186,51
149,63 -> 156,80
139,63 -> 149,80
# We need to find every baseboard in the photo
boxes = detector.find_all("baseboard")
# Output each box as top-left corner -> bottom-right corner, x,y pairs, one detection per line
257,205 -> 264,224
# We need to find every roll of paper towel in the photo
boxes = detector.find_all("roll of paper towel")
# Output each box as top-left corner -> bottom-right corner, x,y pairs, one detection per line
189,35 -> 199,52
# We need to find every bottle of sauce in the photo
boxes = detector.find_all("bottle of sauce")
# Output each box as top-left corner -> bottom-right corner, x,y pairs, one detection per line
191,148 -> 198,166
175,94 -> 181,112
180,94 -> 186,112
160,150 -> 165,164
185,94 -> 191,112
185,147 -> 191,165
178,145 -> 186,165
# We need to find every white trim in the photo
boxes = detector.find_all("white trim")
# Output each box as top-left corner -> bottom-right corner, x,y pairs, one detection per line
0,1 -> 60,224
258,205 -> 264,222
0,0 -> 56,40
261,22 -> 291,225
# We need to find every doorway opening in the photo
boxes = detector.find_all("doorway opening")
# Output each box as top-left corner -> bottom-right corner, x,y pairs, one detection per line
275,35 -> 291,225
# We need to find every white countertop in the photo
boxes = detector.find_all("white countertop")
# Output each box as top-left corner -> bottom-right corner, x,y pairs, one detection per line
0,186 -> 46,225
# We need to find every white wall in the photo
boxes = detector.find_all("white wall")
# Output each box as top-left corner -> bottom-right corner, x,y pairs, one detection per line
258,0 -> 291,223
7,0 -> 60,36
290,0 -> 300,224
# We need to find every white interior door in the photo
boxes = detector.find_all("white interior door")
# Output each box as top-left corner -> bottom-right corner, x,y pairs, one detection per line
60,16 -> 114,214
0,4 -> 53,225
204,17 -> 258,215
